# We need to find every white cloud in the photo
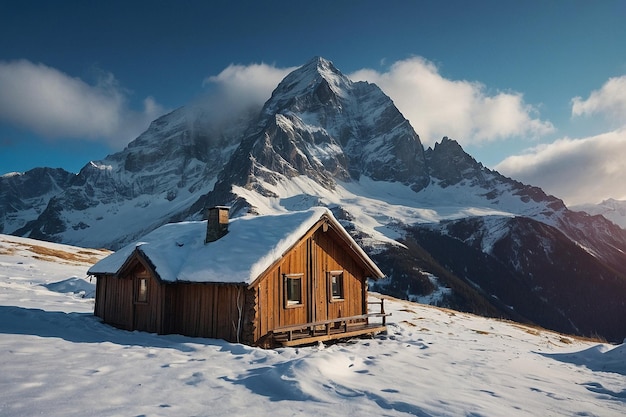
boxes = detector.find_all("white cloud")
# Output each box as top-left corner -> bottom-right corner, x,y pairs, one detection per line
350,57 -> 555,146
195,58 -> 554,148
199,63 -> 296,123
572,75 -> 626,125
495,129 -> 626,205
0,60 -> 165,147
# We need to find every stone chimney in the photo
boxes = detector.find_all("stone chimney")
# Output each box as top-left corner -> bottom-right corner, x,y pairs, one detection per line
205,206 -> 229,243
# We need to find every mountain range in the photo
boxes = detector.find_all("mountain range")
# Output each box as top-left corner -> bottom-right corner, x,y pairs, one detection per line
2,57 -> 626,342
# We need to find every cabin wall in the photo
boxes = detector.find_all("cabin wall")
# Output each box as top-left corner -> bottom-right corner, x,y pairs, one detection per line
254,239 -> 310,340
163,283 -> 255,344
94,276 -> 107,319
94,264 -> 165,333
95,274 -> 133,330
313,228 -> 368,319
252,225 -> 369,343
132,266 -> 164,334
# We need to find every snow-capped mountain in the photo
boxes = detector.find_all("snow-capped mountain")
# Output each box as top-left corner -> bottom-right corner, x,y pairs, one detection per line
5,104 -> 253,249
3,57 -> 626,342
203,57 -> 429,211
572,198 -> 626,229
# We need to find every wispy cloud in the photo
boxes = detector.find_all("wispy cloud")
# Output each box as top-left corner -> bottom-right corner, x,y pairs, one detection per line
495,129 -> 626,205
198,57 -> 555,148
198,62 -> 296,124
350,57 -> 555,146
0,60 -> 165,148
572,75 -> 626,125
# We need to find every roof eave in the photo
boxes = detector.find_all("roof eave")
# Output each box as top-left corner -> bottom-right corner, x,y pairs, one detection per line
323,214 -> 385,279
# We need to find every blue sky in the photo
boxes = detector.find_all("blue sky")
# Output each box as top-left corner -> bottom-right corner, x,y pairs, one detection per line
1,0 -> 625,205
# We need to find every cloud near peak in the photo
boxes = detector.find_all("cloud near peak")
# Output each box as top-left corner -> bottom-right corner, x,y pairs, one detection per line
350,57 -> 555,146
198,57 -> 555,147
0,57 -> 554,151
198,63 -> 296,122
0,60 -> 165,148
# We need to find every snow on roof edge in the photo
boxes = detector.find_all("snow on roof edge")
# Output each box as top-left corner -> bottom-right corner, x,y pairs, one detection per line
88,207 -> 383,284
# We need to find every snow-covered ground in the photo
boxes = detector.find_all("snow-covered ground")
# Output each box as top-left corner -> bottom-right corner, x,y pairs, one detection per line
1,234 -> 624,416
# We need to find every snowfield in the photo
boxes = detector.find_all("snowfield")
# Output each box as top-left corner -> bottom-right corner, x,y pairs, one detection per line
1,234 -> 624,416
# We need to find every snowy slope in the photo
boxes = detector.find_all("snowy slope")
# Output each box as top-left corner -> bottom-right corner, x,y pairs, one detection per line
0,234 -> 624,416
572,198 -> 626,229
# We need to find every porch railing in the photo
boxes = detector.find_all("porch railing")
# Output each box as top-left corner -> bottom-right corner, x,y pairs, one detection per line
270,298 -> 390,345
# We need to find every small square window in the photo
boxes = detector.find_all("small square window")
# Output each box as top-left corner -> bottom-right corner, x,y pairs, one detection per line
136,278 -> 148,303
284,274 -> 303,307
329,271 -> 344,300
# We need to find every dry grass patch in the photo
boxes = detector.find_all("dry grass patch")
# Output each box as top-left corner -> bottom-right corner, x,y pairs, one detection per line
20,243 -> 108,265
507,321 -> 607,344
0,246 -> 16,255
510,324 -> 541,336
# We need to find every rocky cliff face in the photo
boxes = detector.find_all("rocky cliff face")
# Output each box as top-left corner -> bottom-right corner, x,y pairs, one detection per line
400,215 -> 626,342
204,57 -> 429,212
4,57 -> 626,341
0,168 -> 74,234
11,105 -> 249,248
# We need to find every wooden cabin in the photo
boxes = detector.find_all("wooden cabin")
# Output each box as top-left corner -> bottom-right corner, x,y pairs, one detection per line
88,207 -> 387,347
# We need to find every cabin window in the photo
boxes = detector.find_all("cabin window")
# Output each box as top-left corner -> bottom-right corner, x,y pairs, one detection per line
135,277 -> 148,303
329,270 -> 344,300
284,273 -> 303,307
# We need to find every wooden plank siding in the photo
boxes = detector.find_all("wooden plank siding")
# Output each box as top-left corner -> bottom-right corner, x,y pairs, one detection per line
163,283 -> 253,343
96,274 -> 133,330
313,227 -> 368,320
132,266 -> 163,334
250,221 -> 371,345
251,236 -> 310,343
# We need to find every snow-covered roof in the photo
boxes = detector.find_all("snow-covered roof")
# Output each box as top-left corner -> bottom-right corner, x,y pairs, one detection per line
88,207 -> 384,284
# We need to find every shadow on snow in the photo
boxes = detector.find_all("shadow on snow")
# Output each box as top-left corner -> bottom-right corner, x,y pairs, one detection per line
0,305 -> 248,355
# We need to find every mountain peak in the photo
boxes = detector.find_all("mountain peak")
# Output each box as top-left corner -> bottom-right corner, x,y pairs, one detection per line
297,56 -> 341,79
263,57 -> 352,115
302,56 -> 335,71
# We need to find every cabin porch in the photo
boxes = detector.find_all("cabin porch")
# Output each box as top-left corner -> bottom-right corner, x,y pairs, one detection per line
269,300 -> 390,347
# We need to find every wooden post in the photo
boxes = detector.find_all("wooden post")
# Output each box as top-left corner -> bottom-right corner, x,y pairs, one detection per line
381,299 -> 386,325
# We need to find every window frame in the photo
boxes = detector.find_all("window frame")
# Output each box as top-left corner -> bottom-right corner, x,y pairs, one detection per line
283,273 -> 304,308
135,276 -> 149,304
328,270 -> 345,301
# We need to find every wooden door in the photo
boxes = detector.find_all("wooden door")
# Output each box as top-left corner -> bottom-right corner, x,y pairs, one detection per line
132,270 -> 153,332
